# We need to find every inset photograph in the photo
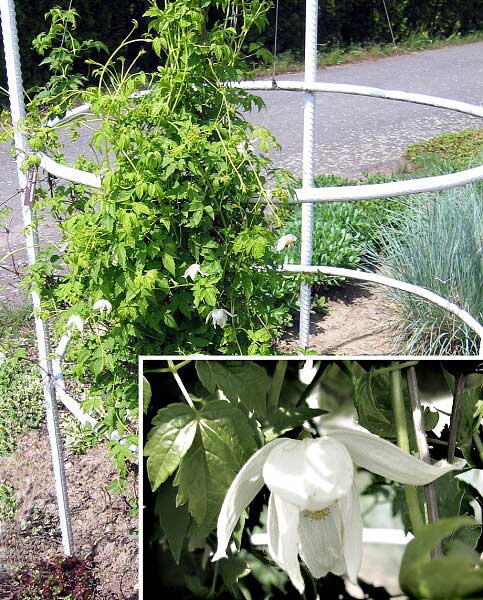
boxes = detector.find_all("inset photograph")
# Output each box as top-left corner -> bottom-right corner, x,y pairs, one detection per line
0,314 -> 139,599
143,358 -> 483,599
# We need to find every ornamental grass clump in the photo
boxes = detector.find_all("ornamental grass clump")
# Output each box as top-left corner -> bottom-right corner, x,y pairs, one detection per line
377,183 -> 483,355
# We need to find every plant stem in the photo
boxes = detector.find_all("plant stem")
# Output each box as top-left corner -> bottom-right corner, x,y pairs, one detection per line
372,360 -> 419,376
391,364 -> 424,535
473,432 -> 483,464
267,360 -> 287,411
406,366 -> 441,557
448,373 -> 465,463
168,359 -> 195,410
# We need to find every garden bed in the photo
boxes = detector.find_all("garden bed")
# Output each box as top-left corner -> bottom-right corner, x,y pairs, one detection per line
0,427 -> 138,599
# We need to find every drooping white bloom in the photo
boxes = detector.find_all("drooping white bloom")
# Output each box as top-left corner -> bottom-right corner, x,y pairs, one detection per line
66,315 -> 83,333
93,299 -> 112,315
0,351 -> 5,366
205,308 -> 233,329
213,428 -> 465,594
276,234 -> 297,251
183,263 -> 207,281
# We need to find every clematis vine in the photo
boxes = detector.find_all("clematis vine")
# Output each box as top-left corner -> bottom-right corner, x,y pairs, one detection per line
183,263 -> 207,281
213,428 -> 464,594
205,308 -> 233,329
93,299 -> 112,315
276,234 -> 297,251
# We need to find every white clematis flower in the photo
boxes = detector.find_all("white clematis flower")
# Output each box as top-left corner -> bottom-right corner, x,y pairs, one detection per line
205,308 -> 233,329
93,299 -> 112,315
213,428 -> 465,594
276,234 -> 297,251
66,315 -> 83,333
183,263 -> 207,281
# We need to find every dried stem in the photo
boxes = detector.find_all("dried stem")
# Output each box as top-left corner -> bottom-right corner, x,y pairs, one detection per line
448,373 -> 466,464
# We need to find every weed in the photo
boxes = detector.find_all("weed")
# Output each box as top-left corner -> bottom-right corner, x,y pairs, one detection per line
0,483 -> 17,521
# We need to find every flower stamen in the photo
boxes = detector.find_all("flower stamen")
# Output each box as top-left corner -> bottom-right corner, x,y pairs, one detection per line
303,507 -> 331,521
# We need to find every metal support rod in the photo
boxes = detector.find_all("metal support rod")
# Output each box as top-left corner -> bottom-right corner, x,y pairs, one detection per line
299,0 -> 318,348
0,0 -> 74,556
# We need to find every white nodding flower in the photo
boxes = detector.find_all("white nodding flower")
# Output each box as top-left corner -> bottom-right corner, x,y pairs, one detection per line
183,263 -> 207,281
66,315 -> 83,334
0,351 -> 5,366
276,234 -> 297,251
213,427 -> 465,594
93,299 -> 112,315
205,308 -> 233,329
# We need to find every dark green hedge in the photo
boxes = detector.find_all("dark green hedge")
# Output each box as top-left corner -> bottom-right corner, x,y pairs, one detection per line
1,0 -> 482,93
259,0 -> 483,53
0,0 -> 150,93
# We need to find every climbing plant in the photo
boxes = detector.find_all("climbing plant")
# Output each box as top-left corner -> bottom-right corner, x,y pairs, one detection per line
10,0 -> 298,470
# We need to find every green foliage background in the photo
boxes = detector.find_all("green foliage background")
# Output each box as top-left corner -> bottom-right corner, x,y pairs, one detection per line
1,0 -> 482,93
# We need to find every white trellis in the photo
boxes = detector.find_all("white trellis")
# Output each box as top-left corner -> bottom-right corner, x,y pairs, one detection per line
2,0 -> 483,556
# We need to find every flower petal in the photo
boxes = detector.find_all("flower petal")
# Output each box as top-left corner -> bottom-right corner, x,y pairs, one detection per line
329,428 -> 465,485
338,484 -> 363,583
269,494 -> 304,594
263,437 -> 354,511
213,438 -> 288,561
298,505 -> 346,579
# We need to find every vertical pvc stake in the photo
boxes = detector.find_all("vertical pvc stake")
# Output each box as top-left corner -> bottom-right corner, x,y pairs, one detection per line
1,0 -> 74,556
299,0 -> 318,348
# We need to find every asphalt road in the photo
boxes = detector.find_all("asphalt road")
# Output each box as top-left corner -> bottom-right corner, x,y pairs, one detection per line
1,41 -> 483,302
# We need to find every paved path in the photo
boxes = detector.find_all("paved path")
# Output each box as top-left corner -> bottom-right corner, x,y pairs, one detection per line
1,41 -> 482,303
253,41 -> 483,176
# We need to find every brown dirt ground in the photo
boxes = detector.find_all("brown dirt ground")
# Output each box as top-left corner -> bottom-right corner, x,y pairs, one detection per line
276,282 -> 405,355
0,427 -> 138,599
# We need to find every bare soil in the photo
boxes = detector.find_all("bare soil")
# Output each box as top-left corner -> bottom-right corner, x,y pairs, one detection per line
277,282 -> 405,355
0,427 -> 138,599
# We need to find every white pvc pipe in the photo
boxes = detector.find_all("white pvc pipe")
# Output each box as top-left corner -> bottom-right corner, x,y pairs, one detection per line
0,0 -> 74,556
283,264 -> 483,354
299,0 -> 318,349
232,79 -> 483,119
39,152 -> 102,188
53,335 -> 137,453
35,81 -> 483,195
291,165 -> 483,202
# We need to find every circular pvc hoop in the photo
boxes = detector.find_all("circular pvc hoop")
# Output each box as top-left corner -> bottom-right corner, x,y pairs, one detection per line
283,264 -> 483,355
37,81 -> 483,198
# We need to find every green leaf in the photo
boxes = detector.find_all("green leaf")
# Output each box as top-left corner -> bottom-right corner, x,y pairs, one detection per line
354,368 -> 438,442
143,376 -> 152,414
353,370 -> 394,438
195,361 -> 270,417
144,403 -> 197,491
457,386 -> 483,463
155,482 -> 190,564
162,253 -> 176,276
400,517 -> 483,599
174,400 -> 258,529
262,406 -> 327,442
218,556 -> 251,597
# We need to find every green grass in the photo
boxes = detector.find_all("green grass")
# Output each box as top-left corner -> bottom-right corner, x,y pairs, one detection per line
256,30 -> 483,76
0,302 -> 99,456
376,183 -> 483,355
0,482 -> 17,521
406,129 -> 483,172
0,303 -> 45,457
374,128 -> 483,355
